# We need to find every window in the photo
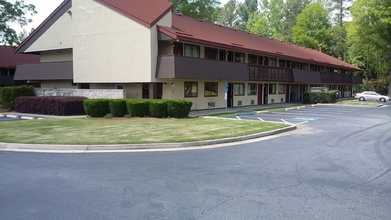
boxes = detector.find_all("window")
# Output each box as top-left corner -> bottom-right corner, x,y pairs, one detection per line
204,82 -> 218,97
291,61 -> 299,69
235,52 -> 245,63
268,84 -> 276,94
184,44 -> 200,58
227,50 -> 234,61
116,84 -> 124,89
278,84 -> 285,94
302,63 -> 308,70
269,57 -> 277,67
234,83 -> 245,96
184,82 -> 198,97
205,47 -> 218,60
279,59 -> 286,68
248,54 -> 257,64
248,83 -> 257,95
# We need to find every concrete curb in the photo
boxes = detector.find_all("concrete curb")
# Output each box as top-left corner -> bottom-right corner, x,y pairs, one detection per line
0,125 -> 296,153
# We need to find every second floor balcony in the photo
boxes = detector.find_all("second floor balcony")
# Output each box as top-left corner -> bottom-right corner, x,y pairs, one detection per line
156,55 -> 362,85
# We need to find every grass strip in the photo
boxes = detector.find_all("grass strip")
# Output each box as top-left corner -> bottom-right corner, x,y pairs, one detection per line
0,117 -> 287,145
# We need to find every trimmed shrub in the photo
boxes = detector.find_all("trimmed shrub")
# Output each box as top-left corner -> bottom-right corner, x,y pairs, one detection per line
83,99 -> 110,117
15,96 -> 87,115
126,99 -> 150,117
167,99 -> 192,118
109,99 -> 127,117
0,85 -> 35,111
303,91 -> 339,104
149,100 -> 168,118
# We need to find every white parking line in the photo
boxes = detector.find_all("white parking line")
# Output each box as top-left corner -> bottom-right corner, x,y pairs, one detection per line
236,116 -> 241,120
257,117 -> 264,121
270,111 -> 334,117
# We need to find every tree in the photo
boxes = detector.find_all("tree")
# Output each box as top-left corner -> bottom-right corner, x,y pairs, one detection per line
292,3 -> 332,54
0,0 -> 36,46
170,0 -> 221,23
348,0 -> 391,95
217,0 -> 238,28
236,0 -> 258,30
247,11 -> 271,37
258,0 -> 284,40
280,0 -> 311,42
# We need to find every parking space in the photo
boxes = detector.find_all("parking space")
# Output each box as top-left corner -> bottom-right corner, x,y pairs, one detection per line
233,104 -> 382,125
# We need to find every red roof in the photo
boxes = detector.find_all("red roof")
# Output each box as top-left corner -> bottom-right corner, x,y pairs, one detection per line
0,46 -> 39,68
95,0 -> 173,28
159,13 -> 361,71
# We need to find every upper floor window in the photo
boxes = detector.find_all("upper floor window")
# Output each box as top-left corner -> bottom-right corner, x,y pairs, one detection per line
184,44 -> 200,58
248,54 -> 257,64
279,59 -> 286,68
291,61 -> 299,69
269,57 -> 277,67
235,52 -> 245,63
205,47 -> 218,60
302,63 -> 308,70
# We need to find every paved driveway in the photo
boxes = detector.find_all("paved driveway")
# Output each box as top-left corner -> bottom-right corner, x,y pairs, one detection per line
0,116 -> 23,122
1,104 -> 390,220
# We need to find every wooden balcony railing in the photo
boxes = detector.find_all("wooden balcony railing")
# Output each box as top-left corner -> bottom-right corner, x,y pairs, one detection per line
321,72 -> 352,84
249,65 -> 293,82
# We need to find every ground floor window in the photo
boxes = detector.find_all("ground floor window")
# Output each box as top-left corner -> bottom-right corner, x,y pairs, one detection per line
248,83 -> 257,95
234,83 -> 245,96
278,84 -> 285,94
269,84 -> 276,94
184,82 -> 198,97
204,82 -> 218,97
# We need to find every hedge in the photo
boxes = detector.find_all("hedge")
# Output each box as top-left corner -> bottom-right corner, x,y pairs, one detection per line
149,100 -> 168,118
15,96 -> 87,115
83,99 -> 110,117
109,99 -> 127,117
303,90 -> 340,104
126,99 -> 150,117
0,85 -> 35,111
167,100 -> 192,118
83,98 -> 192,118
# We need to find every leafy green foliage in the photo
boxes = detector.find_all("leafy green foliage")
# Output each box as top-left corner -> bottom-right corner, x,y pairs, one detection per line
83,99 -> 110,117
216,0 -> 237,28
348,0 -> 391,95
281,0 -> 311,42
126,99 -> 150,117
236,0 -> 258,30
0,0 -> 37,46
108,99 -> 127,117
167,100 -> 192,118
292,3 -> 332,53
169,0 -> 220,23
303,91 -> 338,104
0,85 -> 35,111
247,11 -> 271,36
149,100 -> 168,118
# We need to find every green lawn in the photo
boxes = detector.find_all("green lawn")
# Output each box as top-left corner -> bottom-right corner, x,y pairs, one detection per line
0,117 -> 288,145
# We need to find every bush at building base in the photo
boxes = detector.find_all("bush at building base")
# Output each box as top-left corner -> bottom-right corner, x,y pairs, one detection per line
108,99 -> 127,117
15,96 -> 87,115
84,98 -> 192,118
83,99 -> 110,117
167,100 -> 192,118
303,90 -> 340,104
126,99 -> 150,117
0,85 -> 35,111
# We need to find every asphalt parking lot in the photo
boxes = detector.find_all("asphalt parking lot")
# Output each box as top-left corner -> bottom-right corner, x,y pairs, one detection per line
233,104 -> 388,125
0,116 -> 23,122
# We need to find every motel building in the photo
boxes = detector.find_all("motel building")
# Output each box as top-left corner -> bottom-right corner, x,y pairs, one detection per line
14,0 -> 362,110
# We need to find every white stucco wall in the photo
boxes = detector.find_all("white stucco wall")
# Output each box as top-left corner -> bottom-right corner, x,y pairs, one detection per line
25,8 -> 73,53
72,0 -> 161,83
40,49 -> 73,62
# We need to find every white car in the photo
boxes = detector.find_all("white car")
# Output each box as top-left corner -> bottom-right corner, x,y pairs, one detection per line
355,91 -> 390,102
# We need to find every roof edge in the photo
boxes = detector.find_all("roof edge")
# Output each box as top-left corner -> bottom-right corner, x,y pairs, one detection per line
15,0 -> 71,54
95,0 -> 173,29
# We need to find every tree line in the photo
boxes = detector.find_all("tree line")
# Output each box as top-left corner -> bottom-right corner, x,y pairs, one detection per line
1,0 -> 390,94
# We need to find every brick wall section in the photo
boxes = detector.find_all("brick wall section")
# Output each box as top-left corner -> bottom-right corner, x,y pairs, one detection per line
34,88 -> 125,99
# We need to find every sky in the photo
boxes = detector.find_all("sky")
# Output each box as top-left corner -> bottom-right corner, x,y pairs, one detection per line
11,0 -> 240,34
